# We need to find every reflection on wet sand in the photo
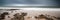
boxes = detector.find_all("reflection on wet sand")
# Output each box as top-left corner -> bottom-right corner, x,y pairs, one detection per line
0,9 -> 60,20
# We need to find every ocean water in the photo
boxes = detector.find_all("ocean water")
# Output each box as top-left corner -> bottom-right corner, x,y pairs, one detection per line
0,0 -> 59,6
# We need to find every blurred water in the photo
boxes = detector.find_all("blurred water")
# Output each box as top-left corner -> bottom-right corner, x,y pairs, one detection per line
0,0 -> 59,6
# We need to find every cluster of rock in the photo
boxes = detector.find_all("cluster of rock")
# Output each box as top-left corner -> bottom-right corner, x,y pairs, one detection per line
34,14 -> 58,20
0,12 -> 9,20
11,13 -> 27,20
